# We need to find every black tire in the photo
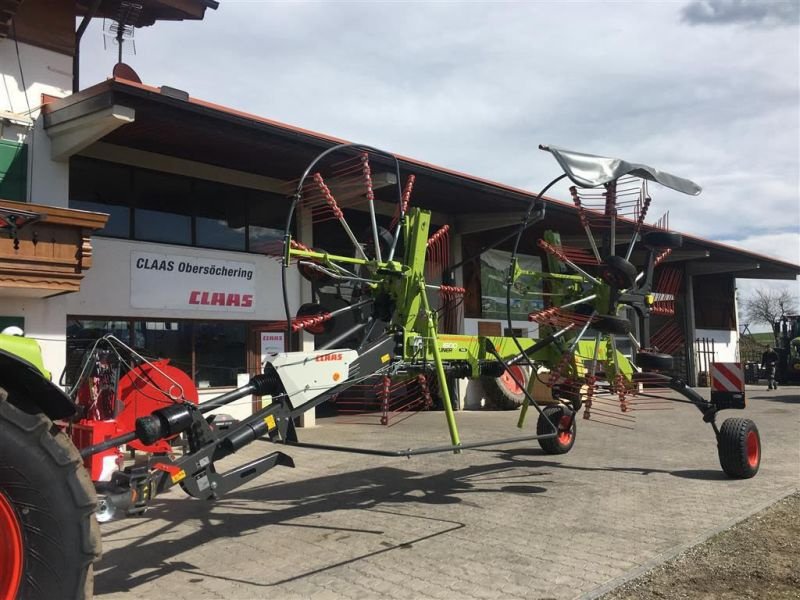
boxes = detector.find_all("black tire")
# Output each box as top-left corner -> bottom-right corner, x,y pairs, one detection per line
599,255 -> 637,289
642,231 -> 683,249
536,405 -> 576,454
481,364 -> 530,410
592,314 -> 631,335
636,351 -> 674,371
718,418 -> 761,479
0,389 -> 100,600
296,303 -> 335,335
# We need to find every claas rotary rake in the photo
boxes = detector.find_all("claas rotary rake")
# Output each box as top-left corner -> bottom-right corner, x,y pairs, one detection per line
0,144 -> 762,600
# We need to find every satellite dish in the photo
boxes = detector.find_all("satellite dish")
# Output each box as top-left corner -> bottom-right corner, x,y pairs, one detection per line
113,62 -> 142,83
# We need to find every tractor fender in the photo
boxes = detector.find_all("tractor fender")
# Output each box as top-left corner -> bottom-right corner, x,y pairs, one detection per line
0,349 -> 76,420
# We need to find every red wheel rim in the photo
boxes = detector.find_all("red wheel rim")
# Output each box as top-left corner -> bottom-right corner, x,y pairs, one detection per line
746,430 -> 760,468
557,414 -> 574,446
0,491 -> 24,600
500,366 -> 525,394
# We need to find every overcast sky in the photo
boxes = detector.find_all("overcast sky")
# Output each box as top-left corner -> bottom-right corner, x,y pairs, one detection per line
79,0 -> 799,300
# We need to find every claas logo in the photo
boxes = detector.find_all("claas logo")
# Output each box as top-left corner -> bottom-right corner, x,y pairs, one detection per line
316,353 -> 343,362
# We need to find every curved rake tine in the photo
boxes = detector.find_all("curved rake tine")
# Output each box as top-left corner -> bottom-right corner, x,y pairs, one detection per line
570,186 -> 601,262
605,180 -> 617,256
314,172 -> 369,261
625,180 -> 651,261
361,153 -> 382,263
589,332 -> 602,378
387,174 -> 415,262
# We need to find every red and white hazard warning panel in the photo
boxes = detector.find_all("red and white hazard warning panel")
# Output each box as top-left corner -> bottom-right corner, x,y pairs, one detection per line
710,362 -> 746,409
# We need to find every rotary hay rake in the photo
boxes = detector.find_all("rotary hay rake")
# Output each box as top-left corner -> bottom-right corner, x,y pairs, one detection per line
73,143 -> 761,527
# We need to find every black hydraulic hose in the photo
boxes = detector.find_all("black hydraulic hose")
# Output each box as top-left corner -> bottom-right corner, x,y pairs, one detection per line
79,431 -> 136,459
79,378 -> 272,458
505,173 -> 568,366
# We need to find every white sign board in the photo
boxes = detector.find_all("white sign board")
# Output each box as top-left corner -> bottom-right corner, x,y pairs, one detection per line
260,332 -> 285,358
131,251 -> 256,312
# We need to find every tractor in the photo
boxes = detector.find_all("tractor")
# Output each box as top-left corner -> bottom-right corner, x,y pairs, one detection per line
0,144 -> 762,600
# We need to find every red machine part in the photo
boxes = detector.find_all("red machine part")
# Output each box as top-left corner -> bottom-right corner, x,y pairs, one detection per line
115,360 -> 198,454
71,359 -> 198,481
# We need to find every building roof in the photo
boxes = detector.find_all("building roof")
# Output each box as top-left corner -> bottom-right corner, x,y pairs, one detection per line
41,76 -> 800,281
76,0 -> 219,27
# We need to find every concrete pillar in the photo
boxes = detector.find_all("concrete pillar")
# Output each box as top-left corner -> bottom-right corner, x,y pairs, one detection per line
685,273 -> 697,386
296,204 -> 315,427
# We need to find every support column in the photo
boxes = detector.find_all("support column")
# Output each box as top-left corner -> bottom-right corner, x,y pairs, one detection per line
685,272 -> 697,386
297,205 -> 316,427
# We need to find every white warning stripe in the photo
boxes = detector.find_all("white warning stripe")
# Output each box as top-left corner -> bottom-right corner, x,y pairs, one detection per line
711,363 -> 744,392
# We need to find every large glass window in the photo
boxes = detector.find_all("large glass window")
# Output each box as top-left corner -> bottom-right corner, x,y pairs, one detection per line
65,319 -> 132,385
195,180 -> 246,251
69,158 -> 131,237
68,157 -> 290,252
66,317 -> 247,389
194,321 -> 247,388
133,170 -> 193,245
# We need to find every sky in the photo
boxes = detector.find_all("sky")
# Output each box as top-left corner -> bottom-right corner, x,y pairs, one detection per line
79,0 -> 800,305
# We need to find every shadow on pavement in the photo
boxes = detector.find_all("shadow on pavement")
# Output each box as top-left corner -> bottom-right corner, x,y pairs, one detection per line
95,456 -> 552,594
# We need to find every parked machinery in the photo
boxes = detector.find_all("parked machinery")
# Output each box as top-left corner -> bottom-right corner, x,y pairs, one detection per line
774,314 -> 800,384
0,144 -> 763,600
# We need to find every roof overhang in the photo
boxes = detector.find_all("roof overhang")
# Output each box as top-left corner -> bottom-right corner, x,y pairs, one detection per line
40,78 -> 800,283
75,0 -> 219,27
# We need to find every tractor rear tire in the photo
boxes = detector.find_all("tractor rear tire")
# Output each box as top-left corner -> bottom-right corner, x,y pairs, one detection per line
0,389 -> 101,600
481,364 -> 530,410
536,405 -> 577,454
717,418 -> 761,479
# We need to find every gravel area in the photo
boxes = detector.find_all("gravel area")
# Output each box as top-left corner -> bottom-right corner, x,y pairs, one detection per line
599,492 -> 800,599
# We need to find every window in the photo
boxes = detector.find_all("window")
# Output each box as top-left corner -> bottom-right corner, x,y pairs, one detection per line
479,249 -> 543,320
65,319 -> 132,385
69,158 -> 131,237
248,190 -> 287,253
66,318 -> 247,389
68,157 -> 291,252
194,321 -> 247,388
195,180 -> 246,251
133,170 -> 193,245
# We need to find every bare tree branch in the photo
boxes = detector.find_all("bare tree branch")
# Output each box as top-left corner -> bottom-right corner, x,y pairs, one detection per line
743,288 -> 799,344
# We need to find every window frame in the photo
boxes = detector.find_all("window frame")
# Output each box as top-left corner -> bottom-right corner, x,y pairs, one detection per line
66,316 -> 256,391
68,156 -> 292,254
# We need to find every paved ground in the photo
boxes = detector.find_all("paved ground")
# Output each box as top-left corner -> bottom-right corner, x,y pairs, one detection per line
94,385 -> 799,600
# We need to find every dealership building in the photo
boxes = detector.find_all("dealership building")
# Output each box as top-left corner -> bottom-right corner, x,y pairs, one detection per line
1,0 -> 798,424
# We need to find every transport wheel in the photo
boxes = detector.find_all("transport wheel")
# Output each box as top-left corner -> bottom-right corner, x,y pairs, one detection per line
536,405 -> 576,454
0,389 -> 101,600
642,230 -> 683,249
599,255 -> 637,289
482,364 -> 530,410
592,314 -> 631,335
717,418 -> 761,479
636,351 -> 674,371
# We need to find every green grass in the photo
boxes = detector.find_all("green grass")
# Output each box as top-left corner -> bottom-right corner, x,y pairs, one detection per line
750,332 -> 776,344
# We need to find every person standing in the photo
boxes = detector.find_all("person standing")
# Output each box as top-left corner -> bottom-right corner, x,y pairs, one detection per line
761,346 -> 779,390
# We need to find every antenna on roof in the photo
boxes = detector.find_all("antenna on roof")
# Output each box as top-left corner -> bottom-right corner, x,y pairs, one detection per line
103,1 -> 143,63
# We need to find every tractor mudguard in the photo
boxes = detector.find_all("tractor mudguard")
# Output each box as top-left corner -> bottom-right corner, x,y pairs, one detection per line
0,349 -> 76,420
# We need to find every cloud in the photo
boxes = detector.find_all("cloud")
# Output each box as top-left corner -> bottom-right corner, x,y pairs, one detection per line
76,3 -> 798,283
681,0 -> 800,27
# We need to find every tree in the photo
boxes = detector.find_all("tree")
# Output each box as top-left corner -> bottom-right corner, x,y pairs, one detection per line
743,288 -> 798,343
